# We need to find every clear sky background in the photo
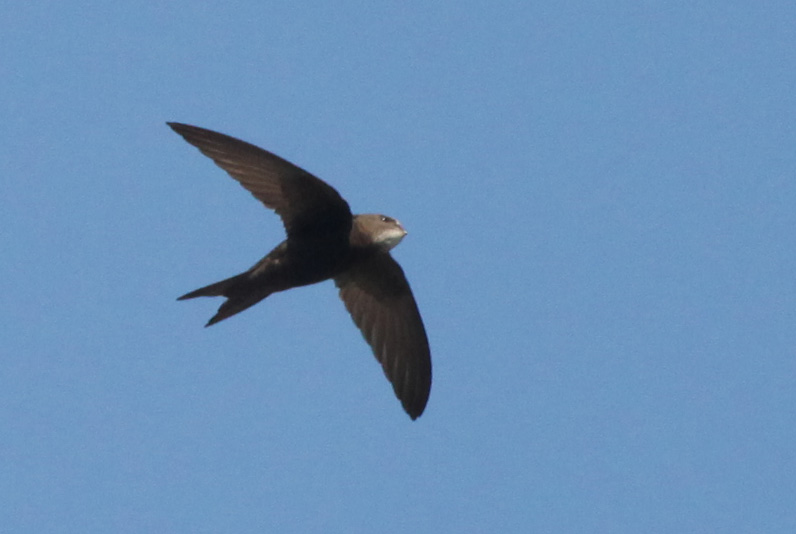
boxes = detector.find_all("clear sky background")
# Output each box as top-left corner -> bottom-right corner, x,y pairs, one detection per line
2,2 -> 795,533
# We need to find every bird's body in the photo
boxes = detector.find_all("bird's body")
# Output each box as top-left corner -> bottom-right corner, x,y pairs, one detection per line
179,215 -> 406,326
169,123 -> 431,419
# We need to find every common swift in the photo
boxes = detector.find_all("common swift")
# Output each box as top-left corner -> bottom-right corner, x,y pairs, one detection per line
169,123 -> 431,419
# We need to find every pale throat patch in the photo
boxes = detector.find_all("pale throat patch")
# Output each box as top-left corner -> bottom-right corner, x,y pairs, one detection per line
376,226 -> 407,250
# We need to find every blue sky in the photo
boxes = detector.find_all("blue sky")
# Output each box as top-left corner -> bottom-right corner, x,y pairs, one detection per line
3,2 -> 795,532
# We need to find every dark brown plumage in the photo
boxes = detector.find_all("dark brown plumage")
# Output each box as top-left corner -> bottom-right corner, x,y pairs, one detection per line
169,122 -> 431,419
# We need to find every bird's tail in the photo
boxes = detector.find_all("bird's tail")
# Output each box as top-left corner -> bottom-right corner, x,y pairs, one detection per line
178,273 -> 244,300
178,273 -> 272,327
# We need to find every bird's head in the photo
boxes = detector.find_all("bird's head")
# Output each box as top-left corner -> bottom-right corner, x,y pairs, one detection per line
353,214 -> 408,251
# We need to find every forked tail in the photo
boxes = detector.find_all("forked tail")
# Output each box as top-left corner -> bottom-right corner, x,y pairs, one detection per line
178,273 -> 272,327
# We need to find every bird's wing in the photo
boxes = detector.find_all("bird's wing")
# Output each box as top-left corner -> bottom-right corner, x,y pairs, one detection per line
335,252 -> 432,419
168,122 -> 352,240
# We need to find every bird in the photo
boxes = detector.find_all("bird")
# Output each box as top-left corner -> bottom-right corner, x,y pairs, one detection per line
168,122 -> 431,420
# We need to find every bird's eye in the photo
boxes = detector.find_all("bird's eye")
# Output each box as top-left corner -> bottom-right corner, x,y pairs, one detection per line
380,216 -> 393,223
